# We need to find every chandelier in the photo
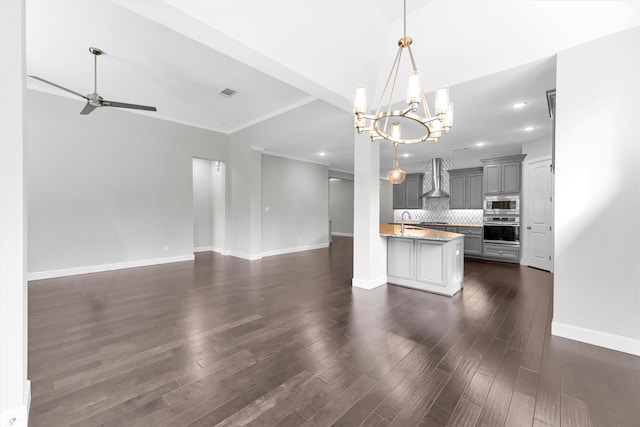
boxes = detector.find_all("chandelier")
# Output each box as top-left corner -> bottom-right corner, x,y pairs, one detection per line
353,0 -> 454,183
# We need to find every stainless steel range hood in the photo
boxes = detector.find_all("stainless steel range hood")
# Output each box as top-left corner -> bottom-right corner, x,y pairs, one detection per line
422,158 -> 449,198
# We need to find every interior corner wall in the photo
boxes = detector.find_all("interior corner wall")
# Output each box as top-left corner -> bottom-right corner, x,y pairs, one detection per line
329,178 -> 354,235
261,154 -> 329,254
554,27 -> 640,355
26,90 -> 228,277
522,135 -> 552,159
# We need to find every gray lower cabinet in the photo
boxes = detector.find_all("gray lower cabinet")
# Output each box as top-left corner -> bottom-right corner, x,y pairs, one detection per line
448,167 -> 483,209
458,227 -> 482,257
483,243 -> 520,263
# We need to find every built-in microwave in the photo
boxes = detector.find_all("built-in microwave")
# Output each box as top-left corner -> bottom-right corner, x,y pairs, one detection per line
484,195 -> 520,215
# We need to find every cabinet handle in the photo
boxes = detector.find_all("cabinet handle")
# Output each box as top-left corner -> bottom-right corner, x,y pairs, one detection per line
526,226 -> 532,230
499,250 -> 503,254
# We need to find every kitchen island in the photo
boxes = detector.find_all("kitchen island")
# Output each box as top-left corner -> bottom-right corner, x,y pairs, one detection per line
380,224 -> 464,296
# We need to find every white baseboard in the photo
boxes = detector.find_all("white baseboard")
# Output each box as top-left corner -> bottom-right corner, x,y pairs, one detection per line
228,250 -> 262,261
0,380 -> 30,426
552,321 -> 640,356
28,255 -> 195,281
194,246 -> 229,256
352,276 -> 387,290
261,243 -> 329,258
331,232 -> 354,237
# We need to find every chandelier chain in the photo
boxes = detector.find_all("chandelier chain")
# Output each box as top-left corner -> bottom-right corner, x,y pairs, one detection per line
403,0 -> 407,39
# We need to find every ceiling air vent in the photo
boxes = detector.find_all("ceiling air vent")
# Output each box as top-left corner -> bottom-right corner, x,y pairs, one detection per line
219,88 -> 237,98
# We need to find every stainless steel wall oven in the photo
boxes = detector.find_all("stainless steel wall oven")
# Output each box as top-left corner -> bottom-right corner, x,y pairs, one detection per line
483,216 -> 520,245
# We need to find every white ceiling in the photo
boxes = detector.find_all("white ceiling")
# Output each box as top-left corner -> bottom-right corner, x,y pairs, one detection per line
26,0 -> 640,174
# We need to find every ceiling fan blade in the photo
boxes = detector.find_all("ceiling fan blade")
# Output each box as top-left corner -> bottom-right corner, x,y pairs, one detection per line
79,103 -> 97,115
101,100 -> 157,112
28,75 -> 88,100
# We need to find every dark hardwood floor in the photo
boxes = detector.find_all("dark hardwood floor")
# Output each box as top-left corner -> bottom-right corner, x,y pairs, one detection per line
28,237 -> 639,426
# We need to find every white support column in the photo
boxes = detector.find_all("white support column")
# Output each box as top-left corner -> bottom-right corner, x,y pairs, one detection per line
0,0 -> 30,425
352,131 -> 387,289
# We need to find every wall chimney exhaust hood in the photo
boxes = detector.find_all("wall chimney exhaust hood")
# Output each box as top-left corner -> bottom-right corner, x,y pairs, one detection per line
422,158 -> 449,198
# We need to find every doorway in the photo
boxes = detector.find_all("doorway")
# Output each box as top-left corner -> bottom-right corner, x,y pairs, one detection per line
329,177 -> 354,238
192,158 -> 227,255
522,157 -> 554,271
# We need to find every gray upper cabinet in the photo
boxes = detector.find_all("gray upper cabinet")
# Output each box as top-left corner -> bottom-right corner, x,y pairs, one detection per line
393,173 -> 424,209
481,155 -> 526,195
448,167 -> 483,209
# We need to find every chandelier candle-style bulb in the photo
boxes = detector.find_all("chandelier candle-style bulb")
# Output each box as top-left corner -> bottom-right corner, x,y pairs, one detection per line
443,103 -> 454,131
391,122 -> 401,141
430,119 -> 442,142
354,85 -> 367,115
435,86 -> 450,116
406,71 -> 421,105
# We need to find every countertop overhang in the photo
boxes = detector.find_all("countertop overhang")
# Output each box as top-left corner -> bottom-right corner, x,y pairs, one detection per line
380,224 -> 464,242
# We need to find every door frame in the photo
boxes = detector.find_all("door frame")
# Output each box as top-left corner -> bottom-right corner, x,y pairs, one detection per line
520,155 -> 554,272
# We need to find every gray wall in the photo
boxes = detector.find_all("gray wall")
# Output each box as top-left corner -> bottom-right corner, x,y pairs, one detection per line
229,100 -> 343,258
261,154 -> 329,253
26,90 -> 227,275
379,179 -> 394,223
554,27 -> 639,353
329,178 -> 354,235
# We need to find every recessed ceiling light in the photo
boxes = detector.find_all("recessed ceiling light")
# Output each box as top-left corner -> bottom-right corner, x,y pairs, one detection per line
219,88 -> 237,97
523,126 -> 535,131
319,152 -> 326,156
402,153 -> 410,158
476,142 -> 486,147
512,102 -> 527,109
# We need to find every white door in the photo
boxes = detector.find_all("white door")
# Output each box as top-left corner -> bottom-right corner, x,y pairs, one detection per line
525,159 -> 553,271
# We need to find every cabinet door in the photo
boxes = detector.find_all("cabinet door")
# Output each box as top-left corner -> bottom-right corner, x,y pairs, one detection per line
392,181 -> 406,209
466,172 -> 483,208
501,162 -> 521,193
405,174 -> 422,209
387,238 -> 415,279
463,234 -> 483,256
449,174 -> 466,209
484,164 -> 501,194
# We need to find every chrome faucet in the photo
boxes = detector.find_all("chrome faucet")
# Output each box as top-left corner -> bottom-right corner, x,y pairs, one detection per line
401,211 -> 411,234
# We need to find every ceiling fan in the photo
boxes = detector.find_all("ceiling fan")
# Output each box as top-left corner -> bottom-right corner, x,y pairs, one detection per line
29,47 -> 157,115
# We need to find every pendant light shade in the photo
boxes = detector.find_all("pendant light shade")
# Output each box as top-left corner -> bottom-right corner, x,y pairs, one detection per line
387,144 -> 406,184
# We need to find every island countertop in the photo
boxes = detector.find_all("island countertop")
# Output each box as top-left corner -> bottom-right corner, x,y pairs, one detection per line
380,224 -> 464,242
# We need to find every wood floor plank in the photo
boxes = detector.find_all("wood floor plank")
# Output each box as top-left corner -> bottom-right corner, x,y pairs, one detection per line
26,238 -> 640,427
445,397 -> 481,427
560,393 -> 592,427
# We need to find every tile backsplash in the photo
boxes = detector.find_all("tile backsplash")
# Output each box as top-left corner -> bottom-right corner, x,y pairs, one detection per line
393,158 -> 483,225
